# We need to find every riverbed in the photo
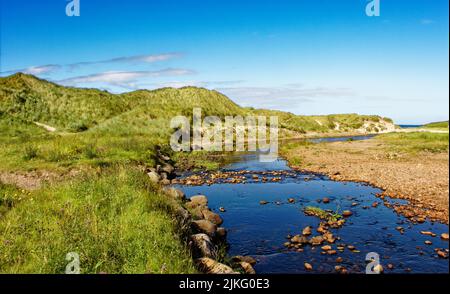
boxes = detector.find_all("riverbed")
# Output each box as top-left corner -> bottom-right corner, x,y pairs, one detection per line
174,135 -> 449,273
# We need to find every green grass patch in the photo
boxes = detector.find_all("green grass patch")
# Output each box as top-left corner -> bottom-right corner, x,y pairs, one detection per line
377,132 -> 449,154
304,206 -> 343,222
0,167 -> 196,274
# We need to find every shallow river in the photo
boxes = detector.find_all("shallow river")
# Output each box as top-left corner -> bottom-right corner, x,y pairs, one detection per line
175,135 -> 449,273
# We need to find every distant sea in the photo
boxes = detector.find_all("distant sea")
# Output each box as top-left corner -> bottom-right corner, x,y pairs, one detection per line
398,124 -> 423,128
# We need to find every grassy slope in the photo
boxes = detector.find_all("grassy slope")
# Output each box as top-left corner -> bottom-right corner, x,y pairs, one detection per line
0,73 -> 394,273
0,167 -> 195,273
423,121 -> 449,130
376,132 -> 449,154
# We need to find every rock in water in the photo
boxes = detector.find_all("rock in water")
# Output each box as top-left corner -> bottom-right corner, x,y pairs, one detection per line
342,210 -> 353,217
195,258 -> 238,274
231,256 -> 257,266
304,263 -> 313,271
191,220 -> 217,237
323,197 -> 330,204
310,236 -> 325,246
321,245 -> 332,251
259,200 -> 269,205
437,250 -> 448,259
215,227 -> 227,239
302,226 -> 312,236
190,234 -> 217,259
291,235 -> 309,244
441,233 -> 449,241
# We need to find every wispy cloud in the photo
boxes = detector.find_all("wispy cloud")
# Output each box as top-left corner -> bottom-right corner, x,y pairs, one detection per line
68,52 -> 183,69
216,85 -> 355,110
58,68 -> 196,89
1,64 -> 62,75
1,52 -> 183,76
420,19 -> 436,25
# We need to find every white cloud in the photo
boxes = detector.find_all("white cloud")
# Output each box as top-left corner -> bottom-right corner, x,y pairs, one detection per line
420,19 -> 436,25
58,68 -> 195,88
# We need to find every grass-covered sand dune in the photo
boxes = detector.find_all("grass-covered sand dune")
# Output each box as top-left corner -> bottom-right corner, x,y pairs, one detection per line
0,73 -> 398,273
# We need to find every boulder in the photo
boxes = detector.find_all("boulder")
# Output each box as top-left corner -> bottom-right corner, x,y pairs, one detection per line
239,262 -> 256,274
147,171 -> 160,183
186,195 -> 208,209
190,234 -> 217,259
161,163 -> 175,175
191,220 -> 217,237
441,233 -> 449,241
163,187 -> 186,201
215,227 -> 227,239
175,207 -> 191,226
202,209 -> 223,225
231,255 -> 257,266
195,258 -> 238,274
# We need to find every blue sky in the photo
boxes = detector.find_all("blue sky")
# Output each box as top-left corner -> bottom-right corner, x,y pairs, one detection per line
0,0 -> 448,124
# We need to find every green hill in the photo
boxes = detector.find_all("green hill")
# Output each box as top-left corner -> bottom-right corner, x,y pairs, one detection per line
1,73 -> 392,135
423,121 -> 449,129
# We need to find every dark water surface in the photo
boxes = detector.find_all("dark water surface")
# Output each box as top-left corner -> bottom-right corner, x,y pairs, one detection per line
175,136 -> 449,274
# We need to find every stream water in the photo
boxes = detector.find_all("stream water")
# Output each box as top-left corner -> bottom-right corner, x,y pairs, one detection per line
174,135 -> 449,273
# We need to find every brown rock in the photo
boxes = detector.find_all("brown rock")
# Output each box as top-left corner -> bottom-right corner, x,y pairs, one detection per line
321,245 -> 332,251
342,210 -> 353,217
420,231 -> 435,236
310,236 -> 325,246
323,232 -> 336,243
304,263 -> 313,271
191,220 -> 217,236
441,233 -> 449,241
291,235 -> 309,244
424,240 -> 433,245
437,250 -> 448,259
259,200 -> 269,205
323,197 -> 330,204
187,195 -> 208,209
288,198 -> 296,204
302,226 -> 312,236
216,227 -> 227,239
239,262 -> 256,274
232,255 -> 257,266
190,234 -> 217,259
202,209 -> 223,225
163,187 -> 186,201
195,258 -> 238,274
335,257 -> 343,263
327,250 -> 337,255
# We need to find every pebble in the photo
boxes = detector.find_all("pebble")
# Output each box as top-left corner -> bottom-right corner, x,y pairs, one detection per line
342,210 -> 353,217
304,263 -> 313,271
302,226 -> 312,236
437,250 -> 448,259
